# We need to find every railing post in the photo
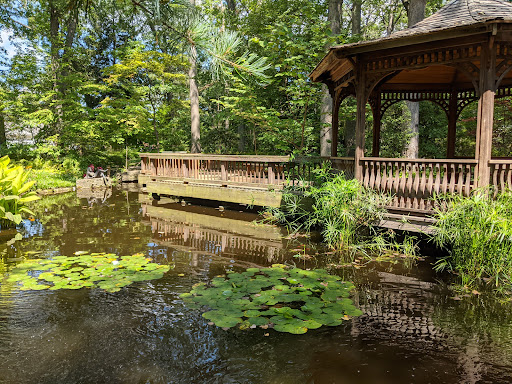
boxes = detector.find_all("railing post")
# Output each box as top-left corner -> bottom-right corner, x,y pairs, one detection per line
183,160 -> 189,178
221,162 -> 227,181
268,164 -> 274,185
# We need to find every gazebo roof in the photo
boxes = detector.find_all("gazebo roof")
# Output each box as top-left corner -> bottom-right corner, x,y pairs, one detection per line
311,0 -> 512,84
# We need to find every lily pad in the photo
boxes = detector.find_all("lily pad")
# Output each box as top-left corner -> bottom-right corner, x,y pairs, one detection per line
180,265 -> 361,334
6,252 -> 173,293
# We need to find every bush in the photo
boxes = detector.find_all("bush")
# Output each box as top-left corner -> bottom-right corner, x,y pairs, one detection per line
266,165 -> 416,258
61,158 -> 82,177
0,156 -> 39,227
432,190 -> 512,289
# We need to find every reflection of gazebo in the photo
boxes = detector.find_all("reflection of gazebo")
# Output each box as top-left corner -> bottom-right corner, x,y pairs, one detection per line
311,0 -> 512,213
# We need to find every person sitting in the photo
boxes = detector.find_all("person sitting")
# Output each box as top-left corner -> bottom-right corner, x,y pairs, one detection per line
85,164 -> 107,178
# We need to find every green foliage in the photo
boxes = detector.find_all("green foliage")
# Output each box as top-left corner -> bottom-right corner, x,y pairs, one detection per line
0,156 -> 39,226
180,264 -> 362,334
5,252 -> 172,293
432,190 -> 512,289
266,165 -> 415,258
28,168 -> 77,190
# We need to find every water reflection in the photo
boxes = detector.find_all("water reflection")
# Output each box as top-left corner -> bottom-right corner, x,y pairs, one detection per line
0,189 -> 512,383
141,197 -> 291,266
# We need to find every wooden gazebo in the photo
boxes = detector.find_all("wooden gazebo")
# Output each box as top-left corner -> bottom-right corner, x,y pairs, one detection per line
311,0 -> 512,213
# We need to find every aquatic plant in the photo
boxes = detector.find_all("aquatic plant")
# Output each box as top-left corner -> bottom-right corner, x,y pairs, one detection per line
180,264 -> 363,334
6,252 -> 171,292
0,156 -> 39,226
265,164 -> 416,259
432,190 -> 512,289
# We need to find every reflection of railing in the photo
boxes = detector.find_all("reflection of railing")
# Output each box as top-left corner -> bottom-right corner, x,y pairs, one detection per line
140,153 -> 356,187
361,158 -> 478,211
141,204 -> 287,264
490,160 -> 512,193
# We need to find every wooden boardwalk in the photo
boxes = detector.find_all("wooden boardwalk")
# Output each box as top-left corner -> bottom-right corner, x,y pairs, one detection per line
139,152 -> 512,232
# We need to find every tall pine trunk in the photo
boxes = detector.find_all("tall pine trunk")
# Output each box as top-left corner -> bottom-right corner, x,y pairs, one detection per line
188,0 -> 201,153
405,0 -> 426,158
320,0 -> 342,156
189,42 -> 201,153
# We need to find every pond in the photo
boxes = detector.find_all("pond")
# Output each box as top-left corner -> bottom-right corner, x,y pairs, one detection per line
1,188 -> 512,383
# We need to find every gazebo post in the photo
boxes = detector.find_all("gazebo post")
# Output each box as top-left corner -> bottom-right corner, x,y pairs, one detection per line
475,40 -> 496,188
354,66 -> 366,181
446,90 -> 458,158
372,92 -> 382,157
331,92 -> 340,158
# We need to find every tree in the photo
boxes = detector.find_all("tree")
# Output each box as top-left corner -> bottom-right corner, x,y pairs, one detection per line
404,0 -> 426,158
131,0 -> 270,153
320,0 -> 342,157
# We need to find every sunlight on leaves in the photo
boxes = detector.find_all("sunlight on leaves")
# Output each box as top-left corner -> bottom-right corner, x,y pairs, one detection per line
180,264 -> 362,334
6,252 -> 172,293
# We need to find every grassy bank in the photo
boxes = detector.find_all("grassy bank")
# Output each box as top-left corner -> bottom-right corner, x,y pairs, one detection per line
29,169 -> 78,190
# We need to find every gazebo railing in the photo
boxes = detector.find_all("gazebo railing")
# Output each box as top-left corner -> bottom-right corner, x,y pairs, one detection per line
361,157 -> 478,210
141,153 -> 512,212
490,159 -> 512,193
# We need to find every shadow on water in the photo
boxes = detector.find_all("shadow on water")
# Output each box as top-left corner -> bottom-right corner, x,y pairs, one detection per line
0,189 -> 512,383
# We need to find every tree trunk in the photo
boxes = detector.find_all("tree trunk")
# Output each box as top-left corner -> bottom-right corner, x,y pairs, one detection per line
189,42 -> 201,153
351,0 -> 362,36
60,7 -> 79,95
0,110 -> 7,148
49,0 -> 63,133
345,119 -> 356,156
343,1 -> 361,155
405,0 -> 426,158
189,0 -> 201,153
320,87 -> 332,156
320,0 -> 342,156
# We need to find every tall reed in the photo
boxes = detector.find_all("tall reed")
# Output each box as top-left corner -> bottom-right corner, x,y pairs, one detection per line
265,165 -> 416,258
432,190 -> 512,288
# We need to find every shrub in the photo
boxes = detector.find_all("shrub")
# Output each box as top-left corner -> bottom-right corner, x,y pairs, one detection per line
0,156 -> 39,227
432,190 -> 512,289
61,158 -> 82,177
266,165 -> 416,258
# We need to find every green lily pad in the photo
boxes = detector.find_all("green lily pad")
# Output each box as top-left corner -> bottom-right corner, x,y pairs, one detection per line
5,253 -> 173,293
181,264 -> 361,334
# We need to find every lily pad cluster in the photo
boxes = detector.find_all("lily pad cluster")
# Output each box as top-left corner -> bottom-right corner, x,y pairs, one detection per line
6,252 -> 171,292
180,264 -> 363,334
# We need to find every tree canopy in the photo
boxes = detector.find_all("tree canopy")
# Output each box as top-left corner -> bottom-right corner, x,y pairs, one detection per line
1,0 -> 511,167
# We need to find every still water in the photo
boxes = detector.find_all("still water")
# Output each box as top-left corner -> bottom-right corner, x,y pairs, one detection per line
1,188 -> 512,384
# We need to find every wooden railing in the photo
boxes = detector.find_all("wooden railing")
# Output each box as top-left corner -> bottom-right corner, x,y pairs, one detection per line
140,153 -> 356,188
141,153 -> 293,186
361,157 -> 478,211
329,157 -> 356,179
490,159 -> 512,193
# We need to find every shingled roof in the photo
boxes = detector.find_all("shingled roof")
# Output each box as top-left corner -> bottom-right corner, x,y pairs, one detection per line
311,0 -> 512,82
332,0 -> 512,51
392,0 -> 512,39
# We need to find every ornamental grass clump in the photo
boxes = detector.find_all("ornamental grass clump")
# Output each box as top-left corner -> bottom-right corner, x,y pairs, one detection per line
265,165 -> 416,258
432,190 -> 512,288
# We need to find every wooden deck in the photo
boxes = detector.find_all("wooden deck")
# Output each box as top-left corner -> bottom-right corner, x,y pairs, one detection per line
139,152 -> 512,232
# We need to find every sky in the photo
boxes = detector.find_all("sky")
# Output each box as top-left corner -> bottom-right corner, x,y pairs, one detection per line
1,29 -> 19,59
